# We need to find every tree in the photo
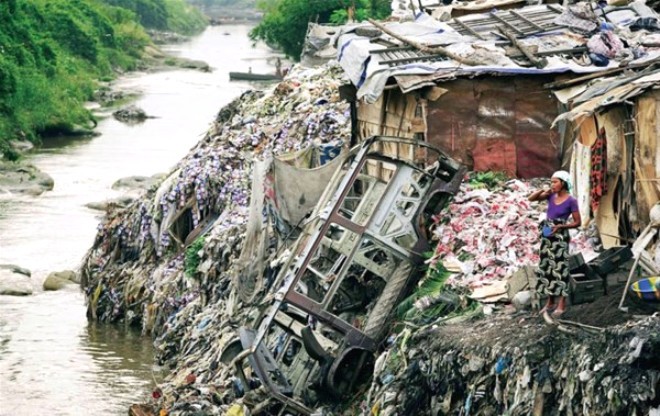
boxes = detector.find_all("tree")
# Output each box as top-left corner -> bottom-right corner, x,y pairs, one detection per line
250,0 -> 391,60
250,0 -> 343,60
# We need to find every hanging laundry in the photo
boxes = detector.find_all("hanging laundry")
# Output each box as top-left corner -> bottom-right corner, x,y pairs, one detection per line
590,127 -> 608,213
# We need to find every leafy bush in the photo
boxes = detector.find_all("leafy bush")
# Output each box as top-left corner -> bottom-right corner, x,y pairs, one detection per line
250,0 -> 343,60
468,171 -> 509,189
329,0 -> 390,24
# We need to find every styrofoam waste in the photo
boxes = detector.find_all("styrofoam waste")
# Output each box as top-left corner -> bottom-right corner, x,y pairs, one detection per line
512,290 -> 533,310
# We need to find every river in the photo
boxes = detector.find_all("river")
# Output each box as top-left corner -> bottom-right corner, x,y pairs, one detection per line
0,24 -> 279,416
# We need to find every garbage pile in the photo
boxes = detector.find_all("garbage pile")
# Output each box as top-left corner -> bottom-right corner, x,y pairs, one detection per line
81,63 -> 351,330
427,174 -> 599,290
363,312 -> 660,416
82,62 -> 660,416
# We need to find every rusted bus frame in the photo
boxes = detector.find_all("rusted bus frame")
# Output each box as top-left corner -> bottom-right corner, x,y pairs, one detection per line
246,136 -> 463,413
235,333 -> 315,415
250,139 -> 374,352
252,136 -> 461,349
253,137 -> 382,351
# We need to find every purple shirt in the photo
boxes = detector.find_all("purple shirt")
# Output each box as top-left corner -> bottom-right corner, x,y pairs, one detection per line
547,194 -> 579,221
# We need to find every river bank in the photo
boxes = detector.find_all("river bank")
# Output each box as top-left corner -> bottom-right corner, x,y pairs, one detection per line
0,36 -> 210,198
0,24 -> 279,415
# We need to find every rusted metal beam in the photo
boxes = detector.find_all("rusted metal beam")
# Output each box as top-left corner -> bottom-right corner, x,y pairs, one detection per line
491,12 -> 525,35
368,18 -> 486,66
511,10 -> 544,30
454,17 -> 486,40
500,29 -> 547,68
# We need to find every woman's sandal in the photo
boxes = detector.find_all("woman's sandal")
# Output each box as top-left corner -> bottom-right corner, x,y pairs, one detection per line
551,308 -> 565,319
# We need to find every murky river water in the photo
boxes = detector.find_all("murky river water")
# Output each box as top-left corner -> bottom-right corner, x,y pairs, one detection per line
0,25 -> 278,416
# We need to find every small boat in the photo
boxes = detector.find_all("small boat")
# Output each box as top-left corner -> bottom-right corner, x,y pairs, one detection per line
229,71 -> 282,81
630,276 -> 660,301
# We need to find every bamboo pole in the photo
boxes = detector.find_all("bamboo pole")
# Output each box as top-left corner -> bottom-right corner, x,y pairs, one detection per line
367,18 -> 485,66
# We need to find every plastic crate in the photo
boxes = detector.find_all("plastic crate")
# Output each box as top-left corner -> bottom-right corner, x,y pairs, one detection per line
588,246 -> 633,277
570,273 -> 606,305
568,253 -> 585,272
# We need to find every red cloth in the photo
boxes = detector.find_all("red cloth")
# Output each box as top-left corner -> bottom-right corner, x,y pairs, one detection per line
590,127 -> 607,212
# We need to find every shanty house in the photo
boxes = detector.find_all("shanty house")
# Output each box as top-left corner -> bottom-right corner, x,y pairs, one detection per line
335,1 -> 660,179
553,67 -> 660,247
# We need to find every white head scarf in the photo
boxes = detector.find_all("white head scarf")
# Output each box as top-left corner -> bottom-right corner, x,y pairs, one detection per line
552,170 -> 572,193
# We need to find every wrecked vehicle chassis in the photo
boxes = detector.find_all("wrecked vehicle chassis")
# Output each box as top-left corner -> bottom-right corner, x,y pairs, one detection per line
229,136 -> 465,414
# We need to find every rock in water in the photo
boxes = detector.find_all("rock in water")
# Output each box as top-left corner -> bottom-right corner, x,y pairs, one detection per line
43,274 -> 75,291
0,161 -> 54,196
86,196 -> 135,211
113,105 -> 149,123
47,270 -> 79,284
0,264 -> 31,277
0,269 -> 33,296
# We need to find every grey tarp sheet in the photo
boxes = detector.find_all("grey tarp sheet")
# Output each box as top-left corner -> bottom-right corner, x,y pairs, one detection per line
273,149 -> 347,226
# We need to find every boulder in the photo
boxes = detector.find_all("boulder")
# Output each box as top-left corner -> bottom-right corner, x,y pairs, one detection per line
43,274 -> 76,291
93,87 -> 134,107
178,59 -> 210,72
0,264 -> 31,277
113,105 -> 151,123
69,124 -> 101,137
0,161 -> 54,196
0,269 -> 33,296
47,270 -> 79,284
112,174 -> 164,191
9,140 -> 34,153
86,195 -> 135,211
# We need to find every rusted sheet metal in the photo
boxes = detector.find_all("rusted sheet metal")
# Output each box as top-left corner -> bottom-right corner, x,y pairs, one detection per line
514,77 -> 561,178
475,80 -> 516,140
515,132 -> 559,179
473,138 -> 517,175
424,76 -> 560,178
424,79 -> 478,167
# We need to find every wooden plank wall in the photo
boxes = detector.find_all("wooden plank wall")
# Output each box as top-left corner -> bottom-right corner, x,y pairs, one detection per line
594,107 -> 627,248
357,88 -> 425,179
634,91 -> 660,226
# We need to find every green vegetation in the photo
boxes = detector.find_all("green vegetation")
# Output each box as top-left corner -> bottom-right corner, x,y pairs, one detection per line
396,260 -> 454,323
184,236 -> 206,277
468,171 -> 509,189
190,0 -> 256,7
0,0 -> 206,159
104,0 -> 207,34
164,0 -> 208,34
250,0 -> 390,60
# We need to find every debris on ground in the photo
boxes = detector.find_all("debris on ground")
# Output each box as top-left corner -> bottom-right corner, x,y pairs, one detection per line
82,59 -> 660,416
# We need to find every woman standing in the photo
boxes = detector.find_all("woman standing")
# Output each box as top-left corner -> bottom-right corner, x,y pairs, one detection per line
528,170 -> 582,318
